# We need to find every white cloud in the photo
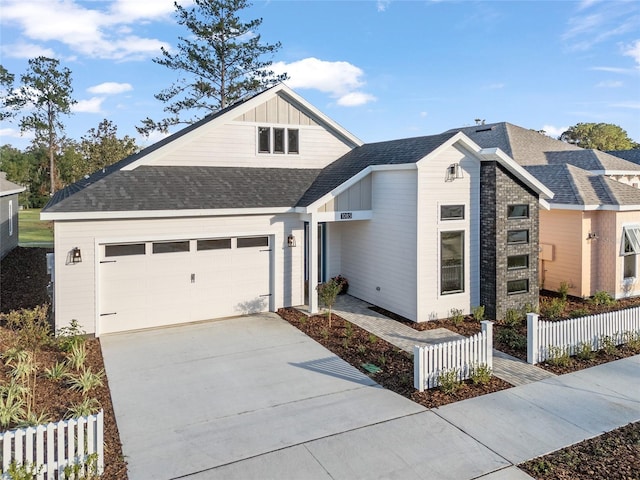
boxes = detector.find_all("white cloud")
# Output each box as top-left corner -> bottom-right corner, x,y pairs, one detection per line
0,0 -> 171,61
1,42 -> 55,59
420,111 -> 428,118
336,92 -> 377,107
484,83 -> 505,90
87,82 -> 133,95
0,127 -> 33,139
72,97 -> 104,113
542,125 -> 568,138
272,57 -> 376,107
591,66 -> 634,74
611,101 -> 640,109
377,1 -> 391,12
596,80 -> 623,88
138,130 -> 170,147
623,39 -> 640,67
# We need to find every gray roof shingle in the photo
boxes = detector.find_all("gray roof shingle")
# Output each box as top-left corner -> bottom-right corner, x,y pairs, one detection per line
607,150 -> 640,165
44,166 -> 321,213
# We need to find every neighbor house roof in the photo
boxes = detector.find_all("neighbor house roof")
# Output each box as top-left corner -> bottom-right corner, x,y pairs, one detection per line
296,132 -> 458,207
0,172 -> 26,197
43,166 -> 321,214
607,150 -> 640,165
525,164 -> 640,208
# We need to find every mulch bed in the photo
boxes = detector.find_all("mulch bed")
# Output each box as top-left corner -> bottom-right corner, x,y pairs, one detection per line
520,421 -> 640,480
277,307 -> 511,409
0,247 -> 128,479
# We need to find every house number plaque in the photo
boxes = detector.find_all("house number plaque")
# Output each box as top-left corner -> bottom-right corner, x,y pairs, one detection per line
340,212 -> 353,220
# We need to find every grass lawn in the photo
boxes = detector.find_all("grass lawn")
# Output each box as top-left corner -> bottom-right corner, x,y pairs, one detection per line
18,208 -> 53,244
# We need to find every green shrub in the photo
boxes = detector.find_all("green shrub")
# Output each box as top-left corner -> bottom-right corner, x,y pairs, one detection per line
540,298 -> 566,319
599,335 -> 618,355
576,341 -> 595,360
65,398 -> 101,419
316,279 -> 341,328
357,344 -> 367,355
0,381 -> 27,429
368,333 -> 379,344
66,342 -> 87,371
546,345 -> 571,367
45,361 -> 69,381
470,363 -> 492,385
521,302 -> 538,315
449,308 -> 464,326
502,308 -> 523,328
344,321 -> 353,339
66,368 -> 105,396
3,460 -> 42,480
18,410 -> 52,428
558,281 -> 572,301
497,328 -> 527,351
590,290 -> 615,307
624,330 -> 640,351
56,319 -> 86,353
437,368 -> 461,394
569,308 -> 590,318
471,305 -> 485,322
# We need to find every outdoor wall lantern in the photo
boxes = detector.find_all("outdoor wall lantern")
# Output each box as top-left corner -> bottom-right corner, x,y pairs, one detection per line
445,163 -> 464,182
587,232 -> 598,240
287,234 -> 296,247
71,247 -> 82,263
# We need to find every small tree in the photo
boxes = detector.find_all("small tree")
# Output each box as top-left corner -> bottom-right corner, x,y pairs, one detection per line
316,279 -> 341,328
559,122 -> 639,150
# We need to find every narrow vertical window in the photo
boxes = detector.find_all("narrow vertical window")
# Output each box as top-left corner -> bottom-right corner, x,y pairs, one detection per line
288,129 -> 299,153
273,128 -> 285,153
8,200 -> 13,236
441,231 -> 464,294
258,127 -> 271,153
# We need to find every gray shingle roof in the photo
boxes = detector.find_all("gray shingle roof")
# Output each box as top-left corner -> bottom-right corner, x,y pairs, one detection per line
525,164 -> 640,206
607,150 -> 640,165
0,172 -> 26,197
296,132 -> 458,207
44,166 -> 321,213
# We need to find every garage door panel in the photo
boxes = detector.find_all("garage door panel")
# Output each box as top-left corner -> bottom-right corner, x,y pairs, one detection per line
99,236 -> 272,334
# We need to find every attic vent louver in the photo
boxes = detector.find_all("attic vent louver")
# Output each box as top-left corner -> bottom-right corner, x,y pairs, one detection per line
475,127 -> 493,133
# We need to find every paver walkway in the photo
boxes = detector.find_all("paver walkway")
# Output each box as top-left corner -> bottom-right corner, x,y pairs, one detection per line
331,294 -> 555,386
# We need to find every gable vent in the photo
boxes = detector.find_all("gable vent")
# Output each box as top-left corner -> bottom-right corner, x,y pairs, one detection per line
475,127 -> 494,133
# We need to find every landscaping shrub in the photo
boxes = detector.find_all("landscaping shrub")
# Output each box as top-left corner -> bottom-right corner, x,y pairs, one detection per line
470,363 -> 492,385
437,368 -> 461,394
497,328 -> 527,351
590,290 -> 615,307
502,308 -> 523,328
471,305 -> 485,322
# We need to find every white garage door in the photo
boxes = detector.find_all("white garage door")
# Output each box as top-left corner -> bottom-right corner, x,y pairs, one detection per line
98,236 -> 271,334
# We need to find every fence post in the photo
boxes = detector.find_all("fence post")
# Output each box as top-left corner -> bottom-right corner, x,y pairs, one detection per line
481,320 -> 494,370
527,313 -> 539,364
413,345 -> 425,392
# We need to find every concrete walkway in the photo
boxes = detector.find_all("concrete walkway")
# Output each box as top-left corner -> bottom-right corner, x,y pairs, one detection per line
102,313 -> 640,479
332,295 -> 556,386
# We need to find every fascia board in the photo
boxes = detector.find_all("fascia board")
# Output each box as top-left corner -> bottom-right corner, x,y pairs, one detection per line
0,187 -> 26,196
304,163 -> 416,213
40,206 -> 295,221
599,170 -> 640,176
547,203 -> 640,212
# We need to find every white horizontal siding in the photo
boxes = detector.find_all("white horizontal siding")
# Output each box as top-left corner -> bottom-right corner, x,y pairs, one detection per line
53,214 -> 304,334
149,123 -> 351,169
340,170 -> 418,320
416,145 -> 480,321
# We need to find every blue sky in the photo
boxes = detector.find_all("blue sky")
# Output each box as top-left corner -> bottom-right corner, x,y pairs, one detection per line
1,0 -> 639,150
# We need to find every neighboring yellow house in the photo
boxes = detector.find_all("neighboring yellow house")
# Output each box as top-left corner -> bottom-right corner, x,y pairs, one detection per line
454,123 -> 640,300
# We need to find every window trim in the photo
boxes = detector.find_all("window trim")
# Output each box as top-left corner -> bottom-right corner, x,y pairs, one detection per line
440,230 -> 465,295
507,229 -> 529,245
507,204 -> 529,219
621,226 -> 640,255
507,254 -> 529,270
257,126 -> 299,155
440,204 -> 465,221
258,127 -> 271,153
8,200 -> 13,237
507,279 -> 529,295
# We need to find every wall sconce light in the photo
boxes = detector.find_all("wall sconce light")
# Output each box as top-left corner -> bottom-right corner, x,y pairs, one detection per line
71,247 -> 82,263
287,234 -> 296,247
445,163 -> 464,182
587,232 -> 598,240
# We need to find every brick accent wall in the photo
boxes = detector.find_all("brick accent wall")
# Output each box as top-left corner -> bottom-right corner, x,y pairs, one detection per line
480,162 -> 540,320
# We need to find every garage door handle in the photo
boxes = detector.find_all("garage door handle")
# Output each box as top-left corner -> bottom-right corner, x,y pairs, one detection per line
100,260 -> 117,264
260,294 -> 272,297
260,249 -> 272,252
100,312 -> 117,316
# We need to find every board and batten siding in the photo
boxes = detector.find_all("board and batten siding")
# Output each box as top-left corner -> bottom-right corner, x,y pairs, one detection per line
339,169 -> 418,320
148,123 -> 351,170
416,144 -> 480,321
52,214 -> 304,334
234,95 -> 318,126
319,176 -> 372,213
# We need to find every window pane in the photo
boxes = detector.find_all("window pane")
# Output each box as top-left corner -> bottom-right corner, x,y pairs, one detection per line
441,205 -> 464,220
197,239 -> 231,251
288,129 -> 299,153
624,255 -> 636,279
258,127 -> 270,153
508,204 -> 529,219
152,241 -> 190,254
441,231 -> 464,294
623,226 -> 640,254
274,128 -> 285,153
237,236 -> 269,248
507,230 -> 529,244
507,254 -> 529,270
507,279 -> 529,294
105,243 -> 146,257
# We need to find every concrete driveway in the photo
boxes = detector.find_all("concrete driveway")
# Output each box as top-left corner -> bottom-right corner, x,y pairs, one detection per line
101,313 -> 511,479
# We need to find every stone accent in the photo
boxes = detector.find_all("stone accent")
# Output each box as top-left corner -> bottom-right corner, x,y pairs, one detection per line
480,162 -> 540,320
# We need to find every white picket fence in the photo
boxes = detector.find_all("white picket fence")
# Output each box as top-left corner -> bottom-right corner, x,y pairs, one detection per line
0,410 -> 103,479
527,307 -> 640,364
414,321 -> 493,392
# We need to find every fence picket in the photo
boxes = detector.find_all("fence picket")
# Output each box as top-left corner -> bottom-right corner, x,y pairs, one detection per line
527,307 -> 640,364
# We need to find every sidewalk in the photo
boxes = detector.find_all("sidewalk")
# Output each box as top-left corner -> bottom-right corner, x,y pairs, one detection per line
332,294 -> 556,386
